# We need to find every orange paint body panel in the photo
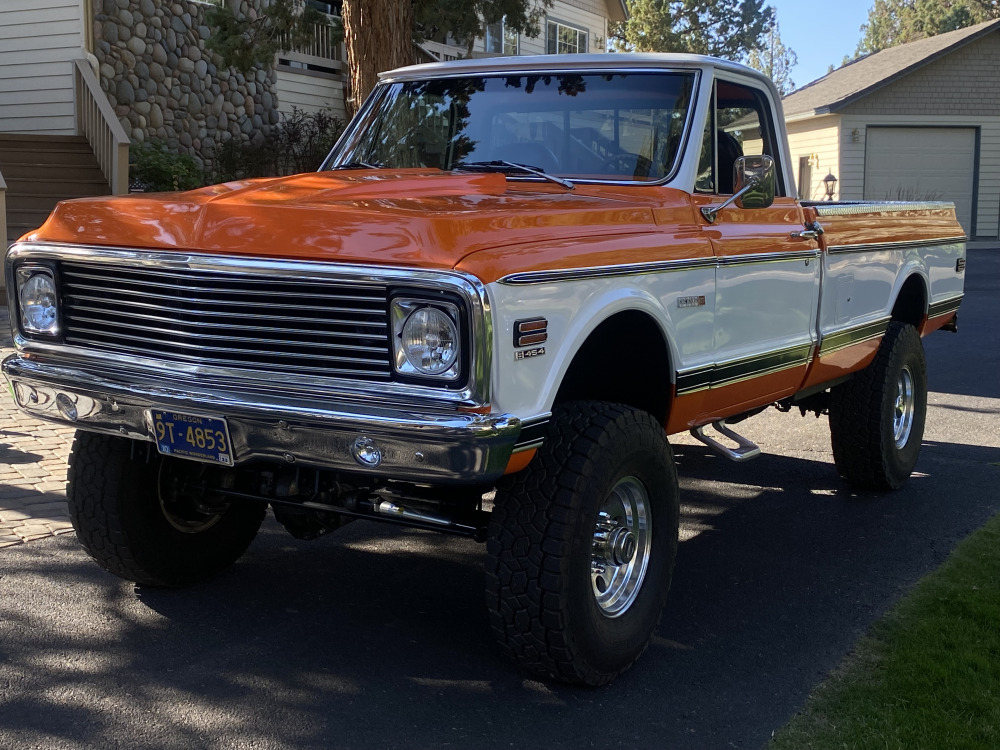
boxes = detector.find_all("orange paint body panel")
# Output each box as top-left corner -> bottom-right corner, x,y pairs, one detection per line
664,366 -> 809,434
816,206 -> 964,248
800,340 -> 881,392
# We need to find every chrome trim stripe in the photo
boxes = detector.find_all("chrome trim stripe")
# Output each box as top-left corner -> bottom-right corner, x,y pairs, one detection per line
499,257 -> 716,285
499,249 -> 819,285
827,236 -> 968,255
513,414 -> 551,452
717,249 -> 821,267
812,201 -> 956,216
928,295 -> 964,318
675,343 -> 814,395
6,242 -> 495,409
818,317 -> 891,357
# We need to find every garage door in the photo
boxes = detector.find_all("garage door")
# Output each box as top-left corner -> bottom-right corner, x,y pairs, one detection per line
864,127 -> 976,234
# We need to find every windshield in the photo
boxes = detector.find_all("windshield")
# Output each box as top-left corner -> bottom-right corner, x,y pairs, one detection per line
327,72 -> 697,182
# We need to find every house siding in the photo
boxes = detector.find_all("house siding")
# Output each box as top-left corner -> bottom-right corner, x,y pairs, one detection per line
785,115 -> 841,201
275,66 -> 346,120
475,0 -> 609,55
0,0 -> 85,135
838,32 -> 1000,117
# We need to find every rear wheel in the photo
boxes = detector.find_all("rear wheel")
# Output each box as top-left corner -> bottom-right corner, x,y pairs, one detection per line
485,402 -> 679,686
829,321 -> 928,490
67,431 -> 266,587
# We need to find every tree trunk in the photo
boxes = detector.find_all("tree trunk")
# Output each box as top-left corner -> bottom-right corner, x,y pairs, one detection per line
342,0 -> 414,118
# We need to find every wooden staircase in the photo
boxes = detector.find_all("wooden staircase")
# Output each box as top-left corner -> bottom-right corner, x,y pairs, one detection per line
1,133 -> 112,247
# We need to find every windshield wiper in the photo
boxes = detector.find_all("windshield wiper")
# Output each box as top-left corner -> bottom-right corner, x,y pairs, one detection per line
454,160 -> 574,190
330,160 -> 383,170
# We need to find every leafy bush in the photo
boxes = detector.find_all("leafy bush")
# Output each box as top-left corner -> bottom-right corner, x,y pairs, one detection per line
130,141 -> 205,192
212,108 -> 345,182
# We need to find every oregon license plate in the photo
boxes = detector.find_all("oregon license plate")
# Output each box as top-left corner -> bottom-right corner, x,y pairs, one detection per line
150,410 -> 234,465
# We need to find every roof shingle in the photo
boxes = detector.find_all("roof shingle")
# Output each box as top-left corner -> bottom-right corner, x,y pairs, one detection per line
781,18 -> 1000,117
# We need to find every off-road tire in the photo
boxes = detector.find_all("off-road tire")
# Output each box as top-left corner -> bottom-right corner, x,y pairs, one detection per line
67,431 -> 266,587
829,321 -> 928,490
485,402 -> 679,686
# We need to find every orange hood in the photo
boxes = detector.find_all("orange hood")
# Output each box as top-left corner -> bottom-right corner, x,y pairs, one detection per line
27,169 -> 665,273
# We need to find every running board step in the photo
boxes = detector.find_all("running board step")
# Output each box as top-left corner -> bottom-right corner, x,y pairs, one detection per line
690,421 -> 761,462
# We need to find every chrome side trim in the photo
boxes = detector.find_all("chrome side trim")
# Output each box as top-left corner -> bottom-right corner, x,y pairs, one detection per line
499,250 -> 819,285
512,414 -> 551,452
675,343 -> 814,395
717,249 -> 820,266
499,257 -> 717,285
927,294 -> 964,318
812,201 -> 957,216
826,236 -> 968,255
817,317 -> 891,357
6,242 -> 495,409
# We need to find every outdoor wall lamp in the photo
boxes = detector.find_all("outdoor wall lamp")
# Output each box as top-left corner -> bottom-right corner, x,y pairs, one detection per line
823,172 -> 838,201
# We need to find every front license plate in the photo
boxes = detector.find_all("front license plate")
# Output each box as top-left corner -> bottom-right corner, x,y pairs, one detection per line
150,410 -> 234,465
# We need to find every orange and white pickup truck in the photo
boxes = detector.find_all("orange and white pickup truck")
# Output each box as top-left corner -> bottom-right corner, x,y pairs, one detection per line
3,54 -> 965,685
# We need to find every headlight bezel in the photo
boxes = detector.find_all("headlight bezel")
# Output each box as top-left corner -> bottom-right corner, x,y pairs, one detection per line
14,262 -> 62,340
390,292 -> 468,385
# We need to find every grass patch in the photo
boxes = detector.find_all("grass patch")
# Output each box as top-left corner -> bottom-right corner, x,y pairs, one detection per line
770,513 -> 1000,750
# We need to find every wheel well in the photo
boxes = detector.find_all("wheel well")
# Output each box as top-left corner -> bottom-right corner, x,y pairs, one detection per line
892,274 -> 927,327
554,311 -> 671,423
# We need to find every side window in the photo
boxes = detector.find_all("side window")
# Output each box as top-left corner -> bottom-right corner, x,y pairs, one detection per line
696,79 -> 785,195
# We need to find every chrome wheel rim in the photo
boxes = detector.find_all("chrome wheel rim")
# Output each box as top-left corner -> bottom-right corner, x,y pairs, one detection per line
591,476 -> 651,618
893,365 -> 916,449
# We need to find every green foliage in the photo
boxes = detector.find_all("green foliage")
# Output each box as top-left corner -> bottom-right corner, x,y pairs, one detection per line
206,0 -> 341,73
745,19 -> 798,94
770,512 -> 1000,750
612,0 -> 774,59
212,107 -> 345,181
130,141 -> 205,192
413,0 -> 554,53
856,0 -> 1000,55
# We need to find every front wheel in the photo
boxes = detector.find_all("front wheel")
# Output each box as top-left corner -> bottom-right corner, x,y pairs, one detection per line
485,402 -> 679,686
67,431 -> 266,587
829,321 -> 928,490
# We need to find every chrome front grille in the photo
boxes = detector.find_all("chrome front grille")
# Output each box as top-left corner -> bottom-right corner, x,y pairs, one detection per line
59,262 -> 393,381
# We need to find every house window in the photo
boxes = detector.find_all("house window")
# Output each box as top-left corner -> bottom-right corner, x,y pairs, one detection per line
546,20 -> 588,54
486,17 -> 518,55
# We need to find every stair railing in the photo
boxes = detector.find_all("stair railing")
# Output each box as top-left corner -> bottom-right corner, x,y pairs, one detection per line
73,59 -> 130,195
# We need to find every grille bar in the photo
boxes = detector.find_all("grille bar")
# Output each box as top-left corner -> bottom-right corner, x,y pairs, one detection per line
60,261 -> 394,380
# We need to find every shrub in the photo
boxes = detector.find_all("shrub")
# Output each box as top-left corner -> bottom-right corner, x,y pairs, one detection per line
130,141 -> 205,192
212,108 -> 345,182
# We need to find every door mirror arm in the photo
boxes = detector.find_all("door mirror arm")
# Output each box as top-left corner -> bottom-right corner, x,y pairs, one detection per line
701,154 -> 777,224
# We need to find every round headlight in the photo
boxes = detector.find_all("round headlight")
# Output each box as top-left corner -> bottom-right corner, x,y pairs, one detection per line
19,272 -> 58,334
401,306 -> 459,375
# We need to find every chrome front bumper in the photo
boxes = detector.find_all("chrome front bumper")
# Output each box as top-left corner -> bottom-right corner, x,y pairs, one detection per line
3,354 -> 521,485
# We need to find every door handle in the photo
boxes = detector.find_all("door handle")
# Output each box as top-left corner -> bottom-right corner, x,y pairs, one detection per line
790,220 -> 824,242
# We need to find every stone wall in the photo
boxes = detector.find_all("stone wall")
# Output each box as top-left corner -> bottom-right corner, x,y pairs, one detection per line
92,0 -> 280,170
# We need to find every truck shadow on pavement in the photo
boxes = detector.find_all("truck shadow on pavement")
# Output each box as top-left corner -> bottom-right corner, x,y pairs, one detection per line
1,441 -> 998,750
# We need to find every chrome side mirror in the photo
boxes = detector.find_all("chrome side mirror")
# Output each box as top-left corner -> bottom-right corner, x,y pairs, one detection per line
733,154 -> 775,210
701,154 -> 776,223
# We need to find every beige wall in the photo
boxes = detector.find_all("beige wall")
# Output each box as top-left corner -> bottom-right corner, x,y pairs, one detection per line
0,0 -> 85,135
785,115 -> 841,201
